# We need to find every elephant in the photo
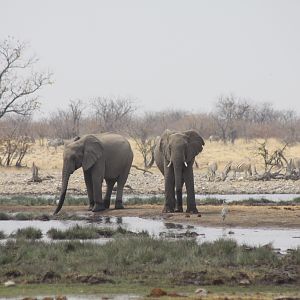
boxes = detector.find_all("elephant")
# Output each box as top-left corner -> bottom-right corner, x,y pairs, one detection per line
54,133 -> 133,214
154,129 -> 205,213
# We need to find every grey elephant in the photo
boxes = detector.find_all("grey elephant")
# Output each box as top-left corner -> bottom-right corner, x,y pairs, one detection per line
54,133 -> 133,214
154,129 -> 205,213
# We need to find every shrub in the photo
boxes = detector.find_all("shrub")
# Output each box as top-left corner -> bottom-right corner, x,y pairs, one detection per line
0,212 -> 10,220
12,227 -> 43,240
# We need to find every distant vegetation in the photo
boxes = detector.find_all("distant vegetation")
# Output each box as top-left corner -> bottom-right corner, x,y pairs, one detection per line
1,93 -> 300,168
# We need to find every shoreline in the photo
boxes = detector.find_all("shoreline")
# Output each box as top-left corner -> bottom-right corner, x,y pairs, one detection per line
1,204 -> 300,229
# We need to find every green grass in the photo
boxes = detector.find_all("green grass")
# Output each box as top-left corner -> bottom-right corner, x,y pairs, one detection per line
198,197 -> 224,205
0,212 -> 51,221
0,237 -> 299,287
197,197 -> 300,206
11,227 -> 43,240
0,283 -> 300,299
14,212 -> 35,220
125,196 -> 164,205
46,225 -> 135,240
47,225 -> 115,240
1,194 -> 300,207
292,197 -> 300,203
0,195 -> 88,206
0,212 -> 10,220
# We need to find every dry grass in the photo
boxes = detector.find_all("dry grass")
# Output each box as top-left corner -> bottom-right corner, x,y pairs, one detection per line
4,138 -> 300,174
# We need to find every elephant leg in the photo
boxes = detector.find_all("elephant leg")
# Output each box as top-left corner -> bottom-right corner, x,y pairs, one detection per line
175,178 -> 184,213
163,165 -> 175,213
104,179 -> 116,209
115,167 -> 131,209
183,164 -> 198,214
84,171 -> 94,211
91,173 -> 105,212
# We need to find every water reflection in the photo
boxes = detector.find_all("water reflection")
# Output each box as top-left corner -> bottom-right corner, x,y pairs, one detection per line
0,216 -> 299,253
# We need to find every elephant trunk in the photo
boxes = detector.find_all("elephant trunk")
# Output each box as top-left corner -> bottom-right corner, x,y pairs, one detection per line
174,164 -> 183,192
173,161 -> 184,209
54,170 -> 70,215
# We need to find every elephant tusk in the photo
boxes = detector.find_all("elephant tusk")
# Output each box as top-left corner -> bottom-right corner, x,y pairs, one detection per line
167,161 -> 172,167
184,162 -> 188,167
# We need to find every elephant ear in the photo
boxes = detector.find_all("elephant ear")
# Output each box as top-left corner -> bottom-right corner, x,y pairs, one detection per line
184,130 -> 205,162
159,129 -> 174,161
82,135 -> 104,171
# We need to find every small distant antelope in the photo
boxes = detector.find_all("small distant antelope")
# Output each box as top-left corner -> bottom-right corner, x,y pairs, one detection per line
209,135 -> 220,143
221,200 -> 228,221
287,158 -> 300,175
222,159 -> 253,180
47,138 -> 64,151
207,161 -> 218,181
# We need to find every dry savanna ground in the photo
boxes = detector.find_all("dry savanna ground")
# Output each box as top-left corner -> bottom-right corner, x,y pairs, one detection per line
8,137 -> 300,172
2,137 -> 300,196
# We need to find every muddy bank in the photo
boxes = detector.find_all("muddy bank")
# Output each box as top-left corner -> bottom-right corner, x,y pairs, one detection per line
1,204 -> 300,228
1,168 -> 300,195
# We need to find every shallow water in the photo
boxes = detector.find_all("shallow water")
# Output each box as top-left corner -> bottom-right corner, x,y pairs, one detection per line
124,193 -> 300,202
1,216 -> 299,253
195,193 -> 300,202
1,193 -> 300,202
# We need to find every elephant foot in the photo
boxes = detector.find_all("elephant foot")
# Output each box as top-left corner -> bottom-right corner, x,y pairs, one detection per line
88,204 -> 94,211
162,206 -> 175,213
115,201 -> 124,209
175,206 -> 183,213
104,200 -> 110,209
186,207 -> 199,214
92,203 -> 106,212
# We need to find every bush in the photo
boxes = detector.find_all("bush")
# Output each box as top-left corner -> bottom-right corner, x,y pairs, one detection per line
14,213 -> 35,220
0,212 -> 10,220
12,227 -> 43,240
47,225 -> 114,240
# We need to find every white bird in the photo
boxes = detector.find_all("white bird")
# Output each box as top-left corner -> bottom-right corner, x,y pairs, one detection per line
221,200 -> 228,221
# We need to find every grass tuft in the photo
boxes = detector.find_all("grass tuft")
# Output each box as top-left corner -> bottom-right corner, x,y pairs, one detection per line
11,227 -> 43,240
47,225 -> 116,240
125,196 -> 164,205
0,212 -> 10,220
14,212 -> 35,220
47,225 -> 146,240
0,231 -> 6,239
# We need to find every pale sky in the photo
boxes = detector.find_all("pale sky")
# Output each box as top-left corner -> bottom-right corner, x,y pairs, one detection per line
1,0 -> 300,115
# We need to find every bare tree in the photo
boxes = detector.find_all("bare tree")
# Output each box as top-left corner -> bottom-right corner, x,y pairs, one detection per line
255,140 -> 290,179
279,110 -> 299,143
69,99 -> 85,137
31,118 -> 49,146
0,115 -> 34,167
91,97 -> 136,132
0,37 -> 52,119
48,109 -> 73,139
213,95 -> 237,143
213,95 -> 251,143
129,114 -> 157,168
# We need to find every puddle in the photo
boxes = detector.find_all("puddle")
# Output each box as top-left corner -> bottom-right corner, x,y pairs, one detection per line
125,193 -> 300,202
1,216 -> 299,253
194,193 -> 300,202
1,193 -> 300,203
